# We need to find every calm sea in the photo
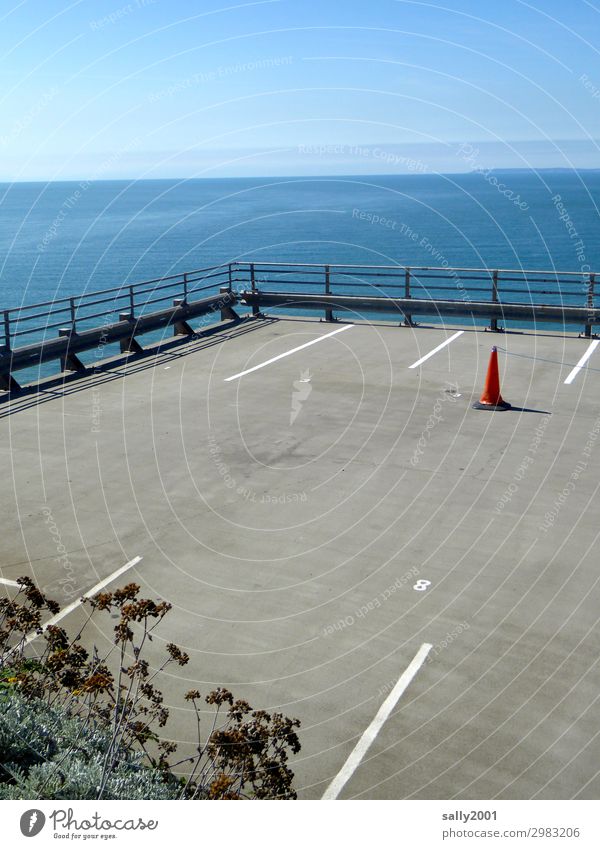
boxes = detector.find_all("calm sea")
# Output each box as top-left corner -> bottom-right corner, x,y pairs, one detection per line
0,172 -> 599,378
1,172 -> 599,306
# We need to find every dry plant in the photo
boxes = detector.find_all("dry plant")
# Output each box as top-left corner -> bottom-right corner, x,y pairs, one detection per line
0,577 -> 300,799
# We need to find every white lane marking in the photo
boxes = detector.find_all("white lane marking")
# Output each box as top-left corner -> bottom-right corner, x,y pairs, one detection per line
224,324 -> 354,381
322,642 -> 433,800
564,340 -> 600,384
408,331 -> 464,369
23,556 -> 142,647
0,577 -> 20,587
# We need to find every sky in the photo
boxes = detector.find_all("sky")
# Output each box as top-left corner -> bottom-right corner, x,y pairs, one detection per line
1,0 -> 600,180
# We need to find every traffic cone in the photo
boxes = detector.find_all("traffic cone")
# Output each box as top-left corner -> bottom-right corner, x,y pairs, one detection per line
472,346 -> 511,411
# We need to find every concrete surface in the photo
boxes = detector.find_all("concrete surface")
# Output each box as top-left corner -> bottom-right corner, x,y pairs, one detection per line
1,313 -> 599,800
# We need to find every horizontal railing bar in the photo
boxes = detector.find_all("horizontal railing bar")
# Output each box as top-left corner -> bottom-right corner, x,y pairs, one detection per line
130,263 -> 230,286
408,273 -> 582,286
69,293 -> 130,312
188,281 -> 229,294
59,308 -> 123,324
333,282 -> 407,290
497,276 -> 587,284
496,288 -> 584,297
134,293 -> 185,309
333,272 -> 420,280
5,292 -> 105,313
251,270 -> 588,289
2,263 -> 232,317
183,269 -> 233,282
250,268 -> 326,276
242,290 -> 600,323
10,281 -> 228,336
408,273 -> 493,281
11,318 -> 86,338
6,283 -> 150,314
396,286 -> 510,296
236,261 -> 594,277
123,271 -> 189,287
11,308 -> 124,336
253,279 -> 511,295
8,304 -> 74,324
131,271 -> 228,299
329,283 -> 585,300
13,299 -> 203,338
244,278 -> 325,288
114,264 -> 230,290
130,280 -> 187,299
0,290 -> 239,374
331,281 -> 489,292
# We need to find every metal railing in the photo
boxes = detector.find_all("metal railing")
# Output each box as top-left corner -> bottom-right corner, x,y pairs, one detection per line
1,260 -> 598,392
0,263 -> 238,391
233,261 -> 598,335
0,263 -> 233,352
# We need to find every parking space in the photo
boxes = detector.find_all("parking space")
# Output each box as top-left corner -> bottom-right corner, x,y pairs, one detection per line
1,315 -> 599,799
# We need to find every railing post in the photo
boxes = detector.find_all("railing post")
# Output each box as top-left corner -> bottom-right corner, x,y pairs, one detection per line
490,269 -> 499,332
183,272 -> 188,305
585,273 -> 595,338
250,262 -> 260,316
0,309 -> 20,391
324,264 -> 334,322
404,267 -> 413,327
228,263 -> 233,293
70,297 -> 76,333
3,310 -> 11,352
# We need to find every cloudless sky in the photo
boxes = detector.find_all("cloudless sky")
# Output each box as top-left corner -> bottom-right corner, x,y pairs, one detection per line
1,0 -> 600,179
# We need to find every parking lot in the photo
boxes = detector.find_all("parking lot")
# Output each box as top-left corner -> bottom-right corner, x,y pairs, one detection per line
1,313 -> 599,799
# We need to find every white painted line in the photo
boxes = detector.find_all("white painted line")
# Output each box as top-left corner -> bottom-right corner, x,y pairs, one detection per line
224,324 -> 354,381
0,577 -> 20,587
322,642 -> 433,800
564,339 -> 600,384
24,556 -> 142,647
408,331 -> 464,369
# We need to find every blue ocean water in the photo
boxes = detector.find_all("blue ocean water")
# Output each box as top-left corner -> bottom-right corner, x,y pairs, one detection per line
1,172 -> 599,307
0,171 -> 599,379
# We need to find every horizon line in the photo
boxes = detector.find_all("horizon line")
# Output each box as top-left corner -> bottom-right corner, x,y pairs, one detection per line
2,166 -> 600,185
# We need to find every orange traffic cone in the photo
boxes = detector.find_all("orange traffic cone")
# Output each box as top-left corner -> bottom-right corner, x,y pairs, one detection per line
472,346 -> 511,411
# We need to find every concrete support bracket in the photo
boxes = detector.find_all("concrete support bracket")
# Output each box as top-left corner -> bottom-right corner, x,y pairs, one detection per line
118,313 -> 144,353
219,287 -> 240,321
58,328 -> 86,372
0,372 -> 21,392
172,301 -> 195,336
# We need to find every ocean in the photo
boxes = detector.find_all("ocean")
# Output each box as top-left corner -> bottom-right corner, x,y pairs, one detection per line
1,171 -> 599,379
1,171 -> 599,305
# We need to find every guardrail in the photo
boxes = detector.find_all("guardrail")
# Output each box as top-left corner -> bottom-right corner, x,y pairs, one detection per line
233,261 -> 598,334
0,263 -> 238,391
1,260 -> 597,392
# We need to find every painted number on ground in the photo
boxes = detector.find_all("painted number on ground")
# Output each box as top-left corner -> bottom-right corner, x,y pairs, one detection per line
413,580 -> 432,592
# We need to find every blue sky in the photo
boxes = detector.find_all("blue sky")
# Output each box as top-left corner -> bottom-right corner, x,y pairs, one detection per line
1,0 -> 600,180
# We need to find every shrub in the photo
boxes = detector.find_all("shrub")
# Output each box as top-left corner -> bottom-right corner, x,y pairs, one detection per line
0,577 -> 300,799
0,691 -> 180,799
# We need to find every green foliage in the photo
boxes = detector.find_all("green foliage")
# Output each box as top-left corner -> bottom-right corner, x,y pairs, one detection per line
0,690 -> 180,799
